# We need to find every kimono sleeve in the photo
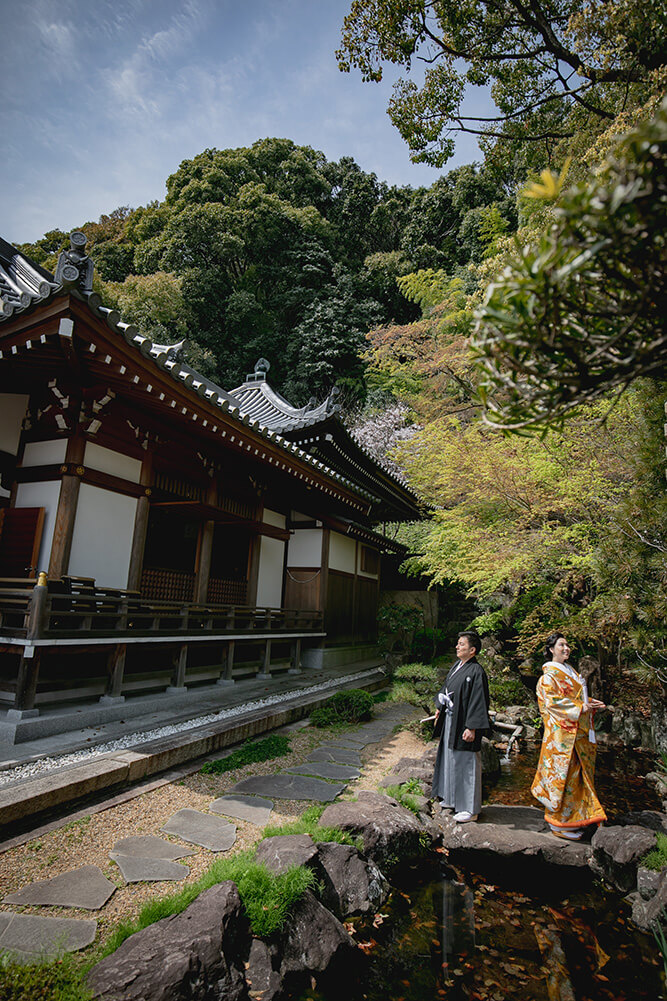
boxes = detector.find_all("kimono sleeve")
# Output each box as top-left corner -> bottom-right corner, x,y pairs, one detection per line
464,670 -> 490,731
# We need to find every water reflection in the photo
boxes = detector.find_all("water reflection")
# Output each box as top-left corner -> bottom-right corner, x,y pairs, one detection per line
437,864 -> 476,983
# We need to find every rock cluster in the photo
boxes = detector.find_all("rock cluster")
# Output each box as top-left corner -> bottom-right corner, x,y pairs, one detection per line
88,808 -> 414,1001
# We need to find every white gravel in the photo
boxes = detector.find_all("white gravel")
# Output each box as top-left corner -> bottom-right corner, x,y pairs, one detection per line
0,670 -> 378,789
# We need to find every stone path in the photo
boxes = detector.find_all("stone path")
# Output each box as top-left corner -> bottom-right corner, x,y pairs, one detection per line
0,703 -> 417,963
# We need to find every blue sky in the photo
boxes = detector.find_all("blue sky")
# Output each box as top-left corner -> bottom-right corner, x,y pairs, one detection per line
3,0 -> 484,243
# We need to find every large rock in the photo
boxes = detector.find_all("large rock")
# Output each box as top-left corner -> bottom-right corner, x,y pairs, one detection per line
628,869 -> 667,931
481,737 -> 500,776
88,882 -> 248,1001
590,825 -> 656,893
255,834 -> 319,875
614,810 -> 667,835
650,686 -> 667,754
245,938 -> 281,1001
319,791 -> 428,868
493,705 -> 538,726
433,805 -> 592,882
315,841 -> 388,918
279,889 -> 357,992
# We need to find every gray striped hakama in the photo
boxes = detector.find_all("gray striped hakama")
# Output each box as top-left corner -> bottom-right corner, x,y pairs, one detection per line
432,711 -> 482,815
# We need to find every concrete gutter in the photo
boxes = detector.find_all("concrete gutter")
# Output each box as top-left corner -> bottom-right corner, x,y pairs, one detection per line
0,668 -> 386,830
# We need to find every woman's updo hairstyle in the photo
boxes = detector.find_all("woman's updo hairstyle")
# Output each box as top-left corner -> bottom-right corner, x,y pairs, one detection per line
544,632 -> 565,660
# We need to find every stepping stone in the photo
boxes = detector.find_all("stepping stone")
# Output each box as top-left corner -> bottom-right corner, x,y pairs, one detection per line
209,794 -> 274,826
3,865 -> 115,910
324,739 -> 365,749
111,835 -> 196,860
284,762 -> 361,781
109,854 -> 190,883
232,774 -> 345,802
309,747 -> 362,766
0,912 -> 96,963
162,809 -> 237,852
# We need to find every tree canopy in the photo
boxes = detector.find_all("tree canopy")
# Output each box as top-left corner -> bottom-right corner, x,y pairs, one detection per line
338,0 -> 667,169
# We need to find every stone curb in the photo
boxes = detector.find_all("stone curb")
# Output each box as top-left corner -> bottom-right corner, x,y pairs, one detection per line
0,670 -> 386,829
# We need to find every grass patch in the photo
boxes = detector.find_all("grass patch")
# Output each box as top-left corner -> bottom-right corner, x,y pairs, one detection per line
262,804 -> 359,848
383,779 -> 425,817
310,689 -> 373,728
642,831 -> 667,872
0,951 -> 92,1001
201,734 -> 291,774
104,848 -> 316,955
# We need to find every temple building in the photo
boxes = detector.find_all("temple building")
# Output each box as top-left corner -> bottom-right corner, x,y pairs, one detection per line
0,233 -> 423,726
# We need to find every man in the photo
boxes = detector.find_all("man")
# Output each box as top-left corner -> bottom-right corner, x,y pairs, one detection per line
431,631 -> 490,823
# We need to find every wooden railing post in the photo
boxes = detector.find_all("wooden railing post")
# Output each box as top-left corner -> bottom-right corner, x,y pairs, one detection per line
168,643 -> 188,693
289,637 -> 302,675
10,572 -> 48,717
258,637 -> 272,679
101,643 -> 127,703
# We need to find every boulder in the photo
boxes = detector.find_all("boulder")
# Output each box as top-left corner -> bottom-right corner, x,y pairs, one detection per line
315,841 -> 388,918
279,889 -> 357,993
88,882 -> 248,1001
481,737 -> 500,776
590,825 -> 656,893
255,834 -> 318,875
245,938 -> 281,1001
493,705 -> 537,726
378,770 -> 429,789
611,710 -> 647,748
319,791 -> 428,868
614,810 -> 667,835
628,869 -> 667,932
637,866 -> 661,901
650,686 -> 667,754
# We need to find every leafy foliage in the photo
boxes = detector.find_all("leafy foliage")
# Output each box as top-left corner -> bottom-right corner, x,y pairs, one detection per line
475,103 -> 667,429
310,689 -> 374,727
338,0 -> 666,169
200,734 -> 291,774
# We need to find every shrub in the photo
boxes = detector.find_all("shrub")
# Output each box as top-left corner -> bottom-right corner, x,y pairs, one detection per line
488,674 -> 531,707
310,689 -> 373,727
393,662 -> 437,684
201,734 -> 290,774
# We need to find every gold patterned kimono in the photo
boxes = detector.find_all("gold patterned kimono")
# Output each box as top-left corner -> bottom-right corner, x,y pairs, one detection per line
531,661 -> 606,830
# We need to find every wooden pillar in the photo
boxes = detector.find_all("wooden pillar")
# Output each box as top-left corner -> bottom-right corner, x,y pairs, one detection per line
290,637 -> 302,674
258,638 -> 272,678
194,520 -> 215,603
216,639 -> 235,685
48,430 -> 85,578
10,572 -> 48,717
168,643 -> 188,692
352,540 -> 359,643
101,643 -> 127,703
127,451 -> 153,591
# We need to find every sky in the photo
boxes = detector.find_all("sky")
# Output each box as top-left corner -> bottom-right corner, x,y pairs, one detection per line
2,0 -> 485,243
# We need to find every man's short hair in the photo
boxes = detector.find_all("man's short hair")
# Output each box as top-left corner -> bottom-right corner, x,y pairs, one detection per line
458,630 -> 482,657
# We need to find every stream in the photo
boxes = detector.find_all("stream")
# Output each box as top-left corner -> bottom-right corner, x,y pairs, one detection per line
300,743 -> 666,1001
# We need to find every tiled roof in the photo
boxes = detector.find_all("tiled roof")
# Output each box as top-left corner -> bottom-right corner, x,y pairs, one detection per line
0,232 -> 422,518
0,238 -> 59,318
227,369 -> 340,432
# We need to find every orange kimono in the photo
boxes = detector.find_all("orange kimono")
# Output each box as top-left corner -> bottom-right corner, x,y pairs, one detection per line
531,661 -> 606,831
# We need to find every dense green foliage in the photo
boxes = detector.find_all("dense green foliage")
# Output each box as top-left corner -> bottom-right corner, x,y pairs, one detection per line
18,143 -> 514,405
309,689 -> 374,727
200,734 -> 291,774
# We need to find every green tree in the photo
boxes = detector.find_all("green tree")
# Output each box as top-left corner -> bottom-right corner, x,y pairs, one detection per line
337,0 -> 667,169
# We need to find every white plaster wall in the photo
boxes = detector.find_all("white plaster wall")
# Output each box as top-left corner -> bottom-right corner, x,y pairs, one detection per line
0,394 -> 29,455
329,532 -> 356,574
287,528 -> 322,567
85,442 -> 142,483
68,484 -> 137,588
22,439 -> 67,467
358,545 -> 379,579
256,536 -> 285,608
263,508 -> 286,529
14,480 -> 62,572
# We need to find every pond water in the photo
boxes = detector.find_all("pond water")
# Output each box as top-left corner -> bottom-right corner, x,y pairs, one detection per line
300,743 -> 665,1001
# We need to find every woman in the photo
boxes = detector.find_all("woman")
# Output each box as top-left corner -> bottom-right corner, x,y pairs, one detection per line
531,633 -> 606,840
